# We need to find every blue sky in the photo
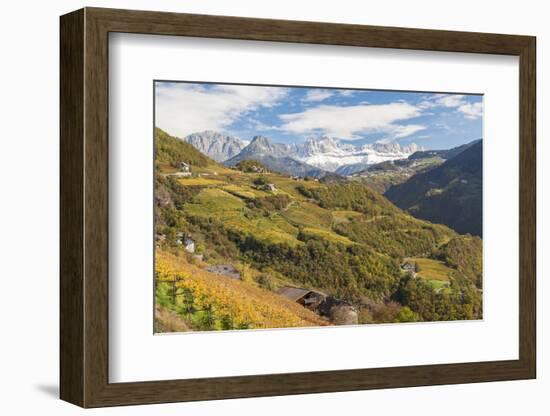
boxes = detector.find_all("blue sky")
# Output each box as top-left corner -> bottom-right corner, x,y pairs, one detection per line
155,81 -> 483,150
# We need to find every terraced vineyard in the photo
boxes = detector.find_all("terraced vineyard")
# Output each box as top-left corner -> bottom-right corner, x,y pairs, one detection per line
156,251 -> 328,331
154,128 -> 483,331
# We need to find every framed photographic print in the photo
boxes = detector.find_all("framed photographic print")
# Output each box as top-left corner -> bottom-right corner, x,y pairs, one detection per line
60,7 -> 536,408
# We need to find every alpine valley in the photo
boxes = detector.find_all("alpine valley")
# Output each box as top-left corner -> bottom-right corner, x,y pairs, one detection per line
154,127 -> 483,332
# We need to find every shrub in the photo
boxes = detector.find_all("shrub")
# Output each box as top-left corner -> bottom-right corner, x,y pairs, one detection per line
235,159 -> 267,173
256,274 -> 275,291
394,306 -> 420,323
253,176 -> 269,186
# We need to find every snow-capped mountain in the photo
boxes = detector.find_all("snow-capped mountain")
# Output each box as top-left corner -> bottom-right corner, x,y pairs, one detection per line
293,136 -> 355,159
224,136 -> 326,178
291,136 -> 421,173
237,135 -> 292,159
184,130 -> 248,162
371,142 -> 420,154
184,130 -> 422,177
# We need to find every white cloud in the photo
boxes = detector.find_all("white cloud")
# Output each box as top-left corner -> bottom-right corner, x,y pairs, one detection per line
391,124 -> 426,138
155,83 -> 287,137
338,90 -> 355,97
437,94 -> 466,108
279,102 -> 422,139
303,89 -> 334,102
411,135 -> 433,141
418,100 -> 436,109
458,102 -> 483,119
376,125 -> 426,144
423,94 -> 483,120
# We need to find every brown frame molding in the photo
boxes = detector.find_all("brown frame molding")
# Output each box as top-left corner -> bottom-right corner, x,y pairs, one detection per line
60,7 -> 536,408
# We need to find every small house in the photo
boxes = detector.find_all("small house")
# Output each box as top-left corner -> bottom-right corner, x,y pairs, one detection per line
184,237 -> 195,253
265,183 -> 277,192
180,162 -> 190,172
251,165 -> 266,173
401,261 -> 416,273
277,286 -> 326,310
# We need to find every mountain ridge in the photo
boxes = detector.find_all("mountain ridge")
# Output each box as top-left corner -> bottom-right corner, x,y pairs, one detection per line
224,136 -> 328,178
183,130 -> 422,175
184,130 -> 248,162
385,139 -> 482,236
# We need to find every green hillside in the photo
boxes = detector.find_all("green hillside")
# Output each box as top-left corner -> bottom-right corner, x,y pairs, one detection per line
155,127 -> 216,171
385,140 -> 482,236
352,156 -> 445,193
155,130 -> 483,327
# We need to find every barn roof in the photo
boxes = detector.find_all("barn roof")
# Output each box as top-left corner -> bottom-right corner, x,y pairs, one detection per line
277,286 -> 327,302
277,286 -> 311,301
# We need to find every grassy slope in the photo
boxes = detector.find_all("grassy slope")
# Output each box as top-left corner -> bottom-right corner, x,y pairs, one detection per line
156,250 -> 328,331
155,305 -> 191,332
165,147 -> 461,257
173,166 -> 466,297
385,140 -> 482,236
351,157 -> 444,193
407,257 -> 454,281
180,172 -> 352,247
155,128 -> 483,325
156,127 -> 211,169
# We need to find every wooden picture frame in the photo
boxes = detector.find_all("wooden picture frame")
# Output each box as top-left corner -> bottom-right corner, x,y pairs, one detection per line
60,7 -> 536,408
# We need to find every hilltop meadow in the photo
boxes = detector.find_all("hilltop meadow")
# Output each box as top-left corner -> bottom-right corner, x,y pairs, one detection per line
154,128 -> 483,332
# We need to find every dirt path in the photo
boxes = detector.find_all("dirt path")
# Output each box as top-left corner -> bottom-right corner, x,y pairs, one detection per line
282,200 -> 296,212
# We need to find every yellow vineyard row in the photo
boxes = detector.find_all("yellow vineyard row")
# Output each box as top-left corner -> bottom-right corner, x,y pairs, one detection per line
156,251 -> 328,329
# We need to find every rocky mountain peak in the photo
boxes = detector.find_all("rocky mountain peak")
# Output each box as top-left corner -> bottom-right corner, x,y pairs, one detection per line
184,131 -> 247,162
